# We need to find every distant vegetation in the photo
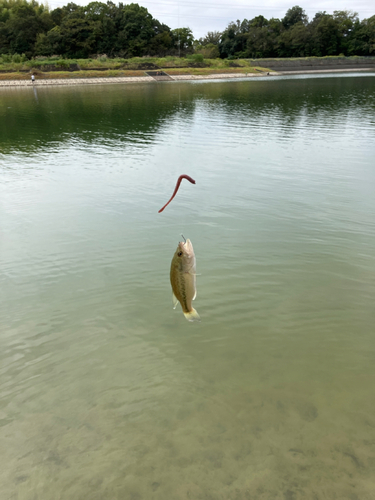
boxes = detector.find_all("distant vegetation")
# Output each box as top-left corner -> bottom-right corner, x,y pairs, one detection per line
218,7 -> 375,58
0,56 -> 270,80
0,1 -> 374,61
0,0 -> 193,59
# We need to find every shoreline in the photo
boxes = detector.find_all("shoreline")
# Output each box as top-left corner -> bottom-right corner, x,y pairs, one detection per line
0,67 -> 374,87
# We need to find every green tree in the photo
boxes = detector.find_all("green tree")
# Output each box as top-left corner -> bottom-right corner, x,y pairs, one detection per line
250,15 -> 269,28
194,42 -> 219,58
198,30 -> 221,46
57,16 -> 100,57
246,17 -> 282,58
219,22 -> 249,58
282,5 -> 308,29
333,10 -> 359,54
113,3 -> 155,56
246,27 -> 271,58
310,13 -> 340,56
0,2 -> 52,56
148,30 -> 173,56
171,27 -> 194,55
36,3 -> 100,57
348,15 -> 375,55
83,1 -> 118,54
35,25 -> 61,55
278,21 -> 309,56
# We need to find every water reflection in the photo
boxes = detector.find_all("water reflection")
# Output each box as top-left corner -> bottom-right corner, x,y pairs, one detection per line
0,83 -> 197,154
1,74 -> 375,155
32,86 -> 39,103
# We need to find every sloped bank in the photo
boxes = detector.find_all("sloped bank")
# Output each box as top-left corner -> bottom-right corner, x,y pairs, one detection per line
0,72 -> 277,88
249,56 -> 375,73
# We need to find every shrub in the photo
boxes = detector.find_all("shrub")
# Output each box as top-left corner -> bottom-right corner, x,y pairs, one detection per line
28,59 -> 46,67
187,53 -> 204,62
155,57 -> 167,66
55,59 -> 69,69
195,44 -> 220,59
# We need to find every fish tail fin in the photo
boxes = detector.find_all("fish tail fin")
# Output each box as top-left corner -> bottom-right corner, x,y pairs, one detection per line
184,308 -> 201,322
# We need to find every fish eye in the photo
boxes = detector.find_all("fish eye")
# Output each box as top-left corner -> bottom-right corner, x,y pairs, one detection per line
177,251 -> 183,257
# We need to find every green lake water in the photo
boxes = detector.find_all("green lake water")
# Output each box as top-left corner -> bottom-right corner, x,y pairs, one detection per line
1,73 -> 375,499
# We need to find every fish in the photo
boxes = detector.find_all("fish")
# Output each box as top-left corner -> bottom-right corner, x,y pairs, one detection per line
170,237 -> 200,322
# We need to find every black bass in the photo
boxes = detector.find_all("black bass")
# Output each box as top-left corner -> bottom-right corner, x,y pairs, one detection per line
170,237 -> 200,322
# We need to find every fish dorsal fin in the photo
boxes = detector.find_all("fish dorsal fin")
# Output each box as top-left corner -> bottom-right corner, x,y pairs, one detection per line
172,293 -> 179,309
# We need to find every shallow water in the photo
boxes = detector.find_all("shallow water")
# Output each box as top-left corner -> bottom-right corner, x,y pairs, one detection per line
1,73 -> 375,499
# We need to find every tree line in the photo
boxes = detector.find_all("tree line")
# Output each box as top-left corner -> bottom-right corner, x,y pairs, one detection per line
0,1 -> 374,60
0,0 -> 194,58
213,7 -> 375,58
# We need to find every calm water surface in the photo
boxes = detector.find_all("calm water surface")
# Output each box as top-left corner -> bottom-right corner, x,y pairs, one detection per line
1,74 -> 375,499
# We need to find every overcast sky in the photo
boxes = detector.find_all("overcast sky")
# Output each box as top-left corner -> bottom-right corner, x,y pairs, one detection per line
45,0 -> 375,40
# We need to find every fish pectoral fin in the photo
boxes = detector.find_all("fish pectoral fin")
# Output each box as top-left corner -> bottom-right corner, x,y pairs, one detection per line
193,289 -> 197,300
184,308 -> 201,322
172,293 -> 179,310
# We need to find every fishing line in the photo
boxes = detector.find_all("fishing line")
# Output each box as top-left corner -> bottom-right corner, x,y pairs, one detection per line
177,0 -> 182,185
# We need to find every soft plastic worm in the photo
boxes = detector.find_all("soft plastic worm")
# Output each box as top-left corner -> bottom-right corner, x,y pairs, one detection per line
158,175 -> 196,213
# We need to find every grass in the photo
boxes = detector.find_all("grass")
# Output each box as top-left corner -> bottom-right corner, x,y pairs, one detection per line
0,56 -> 269,80
0,69 -> 146,80
0,54 -> 371,74
0,68 -> 266,81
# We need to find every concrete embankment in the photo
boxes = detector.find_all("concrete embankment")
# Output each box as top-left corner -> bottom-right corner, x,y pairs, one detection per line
249,56 -> 375,74
0,72 -> 277,87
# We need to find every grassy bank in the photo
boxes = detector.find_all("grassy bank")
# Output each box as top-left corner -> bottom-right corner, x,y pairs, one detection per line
0,56 -> 268,80
1,55 -> 372,81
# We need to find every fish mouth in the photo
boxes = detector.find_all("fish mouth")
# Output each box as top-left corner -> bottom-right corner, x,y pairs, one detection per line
181,239 -> 192,251
178,236 -> 193,253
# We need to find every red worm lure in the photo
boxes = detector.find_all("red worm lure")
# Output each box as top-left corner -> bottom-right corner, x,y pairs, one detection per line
158,174 -> 196,213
